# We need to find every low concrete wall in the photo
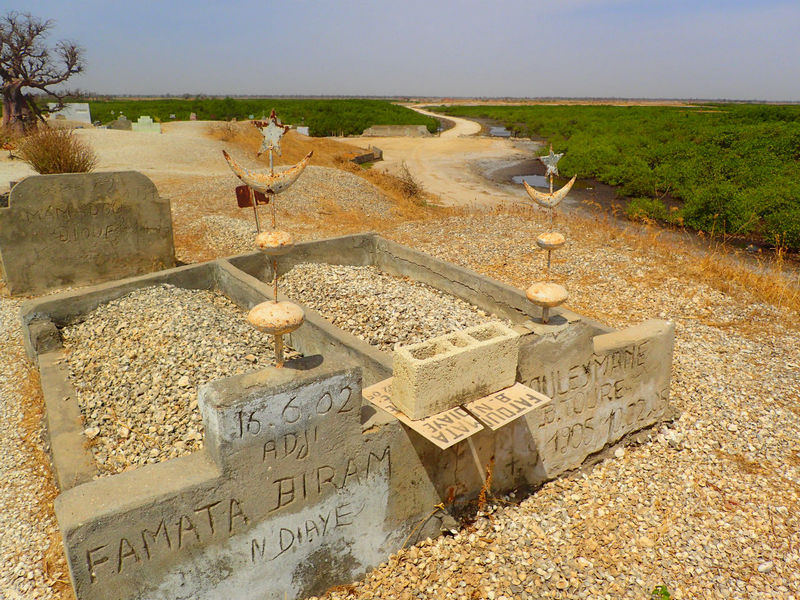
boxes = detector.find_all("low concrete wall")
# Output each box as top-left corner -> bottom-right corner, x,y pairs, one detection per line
22,234 -> 676,600
0,171 -> 175,295
362,125 -> 431,137
350,147 -> 383,164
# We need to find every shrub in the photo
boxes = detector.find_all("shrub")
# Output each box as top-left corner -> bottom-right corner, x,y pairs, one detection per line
18,126 -> 97,174
650,585 -> 671,600
626,197 -> 668,222
764,206 -> 800,249
0,126 -> 19,147
397,161 -> 422,200
432,103 -> 800,249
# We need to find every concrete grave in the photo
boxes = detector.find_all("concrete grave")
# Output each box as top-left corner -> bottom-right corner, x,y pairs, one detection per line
107,116 -> 132,130
0,171 -> 175,295
21,233 -> 675,600
362,124 -> 431,137
131,116 -> 162,133
48,102 -> 92,124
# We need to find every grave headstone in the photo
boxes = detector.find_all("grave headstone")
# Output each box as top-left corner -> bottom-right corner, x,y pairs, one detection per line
519,319 -> 675,477
47,102 -> 92,124
56,359 -> 399,600
107,116 -> 132,131
0,171 -> 175,295
131,116 -> 162,133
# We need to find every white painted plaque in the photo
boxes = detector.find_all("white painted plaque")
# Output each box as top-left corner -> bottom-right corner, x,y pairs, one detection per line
362,379 -> 483,449
463,383 -> 551,430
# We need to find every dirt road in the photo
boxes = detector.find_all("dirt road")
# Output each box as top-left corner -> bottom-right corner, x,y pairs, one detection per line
341,107 -> 537,208
2,114 -> 536,210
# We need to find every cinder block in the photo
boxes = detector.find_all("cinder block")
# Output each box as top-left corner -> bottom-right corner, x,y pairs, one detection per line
392,323 -> 520,420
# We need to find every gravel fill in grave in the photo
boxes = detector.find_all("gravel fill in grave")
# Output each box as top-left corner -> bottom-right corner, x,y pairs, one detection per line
61,284 -> 298,476
280,264 -> 509,352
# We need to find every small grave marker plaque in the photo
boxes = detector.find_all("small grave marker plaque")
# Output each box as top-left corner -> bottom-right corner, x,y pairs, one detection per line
363,378 -> 483,449
463,383 -> 550,430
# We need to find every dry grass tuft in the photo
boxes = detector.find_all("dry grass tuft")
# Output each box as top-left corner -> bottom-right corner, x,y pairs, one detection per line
1,125 -> 21,155
688,242 -> 799,316
207,121 -> 253,145
396,161 -> 423,200
547,202 -> 800,320
476,457 -> 495,514
18,126 -> 97,174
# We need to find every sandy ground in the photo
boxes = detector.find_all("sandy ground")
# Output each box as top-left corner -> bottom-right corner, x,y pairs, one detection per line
1,121 -> 238,193
3,114 -> 535,209
338,107 -> 535,208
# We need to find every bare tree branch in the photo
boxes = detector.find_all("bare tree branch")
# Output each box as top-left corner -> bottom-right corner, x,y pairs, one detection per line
1,11 -> 85,132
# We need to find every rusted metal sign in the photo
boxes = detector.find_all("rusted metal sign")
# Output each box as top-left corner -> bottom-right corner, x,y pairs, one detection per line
235,185 -> 269,208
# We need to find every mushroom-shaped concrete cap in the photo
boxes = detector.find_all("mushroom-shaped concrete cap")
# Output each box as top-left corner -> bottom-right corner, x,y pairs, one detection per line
255,230 -> 295,256
526,282 -> 569,308
247,301 -> 305,335
536,232 -> 566,250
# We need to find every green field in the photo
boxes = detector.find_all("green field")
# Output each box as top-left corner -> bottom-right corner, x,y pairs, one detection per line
432,104 -> 800,249
79,98 -> 438,137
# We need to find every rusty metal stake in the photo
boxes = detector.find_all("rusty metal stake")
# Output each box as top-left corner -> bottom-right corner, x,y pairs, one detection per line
273,334 -> 284,368
250,187 -> 261,233
272,257 -> 278,301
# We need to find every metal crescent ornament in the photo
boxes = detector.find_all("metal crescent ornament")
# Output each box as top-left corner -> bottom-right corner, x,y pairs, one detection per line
223,150 -> 313,195
523,175 -> 577,209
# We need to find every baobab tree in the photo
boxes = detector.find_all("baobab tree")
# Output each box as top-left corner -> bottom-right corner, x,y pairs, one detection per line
0,11 -> 84,134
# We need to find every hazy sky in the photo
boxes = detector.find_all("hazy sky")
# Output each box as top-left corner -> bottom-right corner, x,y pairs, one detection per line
15,0 -> 800,100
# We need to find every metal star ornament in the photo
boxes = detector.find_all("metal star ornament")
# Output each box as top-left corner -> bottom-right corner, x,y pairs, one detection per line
539,145 -> 563,177
257,109 -> 290,156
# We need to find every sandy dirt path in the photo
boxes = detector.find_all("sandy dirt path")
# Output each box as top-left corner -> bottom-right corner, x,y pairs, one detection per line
339,107 -> 536,208
0,121 -> 236,192
2,115 -> 535,211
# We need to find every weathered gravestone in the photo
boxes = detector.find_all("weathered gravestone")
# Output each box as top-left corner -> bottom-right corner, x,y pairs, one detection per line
0,171 -> 175,295
107,116 -> 132,131
131,116 -> 161,133
519,319 -> 675,477
55,359 -> 400,600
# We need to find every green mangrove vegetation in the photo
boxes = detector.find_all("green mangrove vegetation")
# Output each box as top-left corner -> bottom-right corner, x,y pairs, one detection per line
433,104 -> 800,249
80,98 -> 438,137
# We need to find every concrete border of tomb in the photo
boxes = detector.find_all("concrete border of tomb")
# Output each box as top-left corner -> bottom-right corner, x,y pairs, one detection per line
21,233 -> 676,600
